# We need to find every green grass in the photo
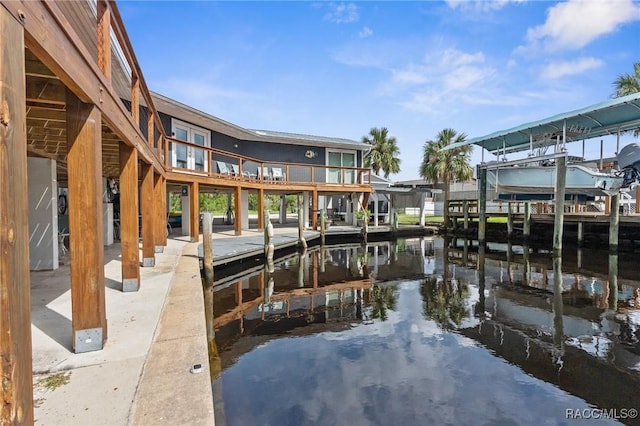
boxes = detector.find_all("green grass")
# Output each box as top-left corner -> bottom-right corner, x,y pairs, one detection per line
396,213 -> 507,225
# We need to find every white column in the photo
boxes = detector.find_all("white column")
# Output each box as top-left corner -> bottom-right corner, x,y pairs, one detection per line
28,157 -> 58,270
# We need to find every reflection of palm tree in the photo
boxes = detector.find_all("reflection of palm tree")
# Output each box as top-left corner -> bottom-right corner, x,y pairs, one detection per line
370,284 -> 399,321
420,276 -> 470,329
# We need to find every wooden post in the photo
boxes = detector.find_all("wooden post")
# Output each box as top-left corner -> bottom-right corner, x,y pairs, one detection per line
478,167 -> 487,246
119,142 -> 140,292
0,8 -> 34,421
311,189 -> 318,230
67,90 -> 107,351
523,202 -> 531,242
577,221 -> 584,247
189,181 -> 199,242
234,185 -> 242,236
608,253 -> 618,309
140,163 -> 155,267
257,188 -> 264,229
553,155 -> 567,256
153,172 -> 165,252
97,0 -> 111,83
507,202 -> 513,240
298,194 -> 307,249
202,212 -> 214,286
320,208 -> 326,246
609,194 -> 620,252
160,176 -> 167,246
552,255 -> 564,348
463,200 -> 469,232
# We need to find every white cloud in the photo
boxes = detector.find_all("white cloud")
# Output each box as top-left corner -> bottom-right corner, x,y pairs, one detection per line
324,3 -> 359,24
359,26 -> 373,38
446,0 -> 525,13
539,56 -> 604,80
525,0 -> 640,51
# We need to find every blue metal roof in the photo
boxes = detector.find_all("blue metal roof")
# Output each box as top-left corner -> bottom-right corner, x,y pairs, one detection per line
447,93 -> 640,153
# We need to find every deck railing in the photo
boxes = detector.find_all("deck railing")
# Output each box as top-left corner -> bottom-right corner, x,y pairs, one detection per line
165,137 -> 371,186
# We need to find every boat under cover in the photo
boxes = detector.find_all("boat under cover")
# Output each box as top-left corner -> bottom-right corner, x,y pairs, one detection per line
488,164 -> 625,196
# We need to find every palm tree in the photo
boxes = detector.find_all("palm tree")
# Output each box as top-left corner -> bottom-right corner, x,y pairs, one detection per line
362,127 -> 401,179
613,62 -> 640,97
419,128 -> 473,229
614,63 -> 640,136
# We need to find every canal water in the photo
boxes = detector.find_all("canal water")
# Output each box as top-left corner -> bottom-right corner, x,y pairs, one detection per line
210,237 -> 640,426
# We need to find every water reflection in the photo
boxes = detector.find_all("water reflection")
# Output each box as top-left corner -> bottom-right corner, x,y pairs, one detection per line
212,238 -> 640,426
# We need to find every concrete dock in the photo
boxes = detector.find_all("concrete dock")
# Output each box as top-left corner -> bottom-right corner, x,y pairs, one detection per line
30,226 -> 318,425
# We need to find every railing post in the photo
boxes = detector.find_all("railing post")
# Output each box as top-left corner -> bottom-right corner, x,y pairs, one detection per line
97,0 -> 111,83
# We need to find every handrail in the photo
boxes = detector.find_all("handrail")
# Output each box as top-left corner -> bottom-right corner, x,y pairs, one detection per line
165,136 -> 371,184
97,0 -> 167,165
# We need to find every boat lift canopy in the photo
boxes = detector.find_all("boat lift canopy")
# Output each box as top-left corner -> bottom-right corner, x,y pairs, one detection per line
446,93 -> 640,154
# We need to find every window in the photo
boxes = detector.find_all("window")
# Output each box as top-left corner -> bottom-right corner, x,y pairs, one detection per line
327,150 -> 357,184
171,119 -> 211,171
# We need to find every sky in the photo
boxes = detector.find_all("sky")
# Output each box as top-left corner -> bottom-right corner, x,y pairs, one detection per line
118,0 -> 640,182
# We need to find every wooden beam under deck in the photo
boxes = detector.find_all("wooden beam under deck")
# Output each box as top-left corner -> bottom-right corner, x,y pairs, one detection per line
0,7 -> 34,423
3,1 -> 164,174
66,89 -> 107,353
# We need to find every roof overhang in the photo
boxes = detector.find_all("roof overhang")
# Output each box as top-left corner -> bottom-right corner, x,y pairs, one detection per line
446,93 -> 640,154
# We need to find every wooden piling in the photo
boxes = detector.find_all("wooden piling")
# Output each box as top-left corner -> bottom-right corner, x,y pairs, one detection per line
507,202 -> 513,240
202,212 -> 214,286
552,155 -> 567,256
577,221 -> 584,247
523,202 -> 531,241
478,167 -> 487,246
609,194 -> 620,252
320,208 -> 326,246
298,194 -> 307,249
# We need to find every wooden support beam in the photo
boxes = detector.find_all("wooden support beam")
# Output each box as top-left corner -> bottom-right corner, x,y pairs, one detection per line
66,89 -> 107,352
153,173 -> 165,252
97,0 -> 111,84
189,181 -> 199,242
119,143 -> 140,292
234,186 -> 242,236
4,1 -> 164,172
160,176 -> 167,246
141,163 -> 155,267
0,9 -> 34,423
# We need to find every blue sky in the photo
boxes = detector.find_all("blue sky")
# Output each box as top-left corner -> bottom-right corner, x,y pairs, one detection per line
119,0 -> 640,181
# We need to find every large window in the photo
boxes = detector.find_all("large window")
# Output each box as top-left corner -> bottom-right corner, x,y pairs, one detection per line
171,119 -> 211,171
327,150 -> 356,184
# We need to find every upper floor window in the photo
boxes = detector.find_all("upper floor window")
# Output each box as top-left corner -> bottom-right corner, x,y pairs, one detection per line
171,119 -> 211,171
327,150 -> 356,184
